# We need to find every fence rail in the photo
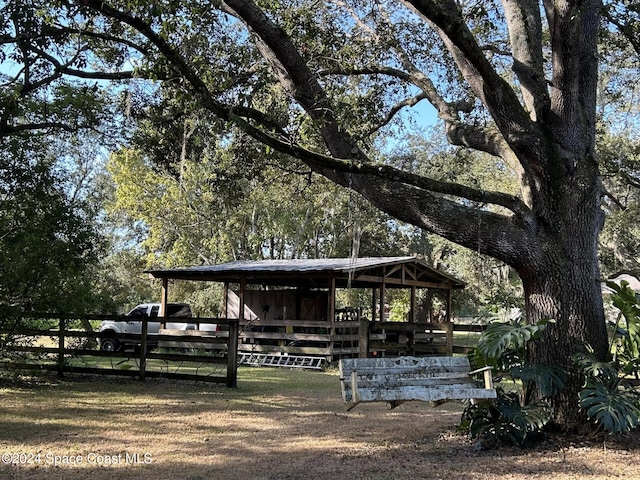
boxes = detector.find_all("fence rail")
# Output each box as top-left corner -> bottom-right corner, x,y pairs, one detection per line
1,314 -> 239,387
236,318 -> 484,358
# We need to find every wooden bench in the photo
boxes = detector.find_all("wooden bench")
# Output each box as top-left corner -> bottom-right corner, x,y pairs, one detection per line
339,356 -> 496,411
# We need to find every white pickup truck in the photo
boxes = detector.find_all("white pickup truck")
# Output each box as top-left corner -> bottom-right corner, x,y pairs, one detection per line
98,303 -> 195,351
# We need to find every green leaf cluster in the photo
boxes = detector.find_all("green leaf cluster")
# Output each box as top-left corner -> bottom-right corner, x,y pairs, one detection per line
606,280 -> 640,360
579,378 -> 640,435
461,318 -> 566,448
460,393 -> 551,449
475,319 -> 550,364
572,281 -> 640,435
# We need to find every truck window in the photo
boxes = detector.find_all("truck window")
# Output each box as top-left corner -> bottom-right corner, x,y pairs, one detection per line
128,306 -> 147,318
167,305 -> 191,317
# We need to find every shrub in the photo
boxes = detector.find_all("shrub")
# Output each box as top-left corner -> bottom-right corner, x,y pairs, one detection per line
574,281 -> 640,435
459,318 -> 565,448
460,281 -> 640,447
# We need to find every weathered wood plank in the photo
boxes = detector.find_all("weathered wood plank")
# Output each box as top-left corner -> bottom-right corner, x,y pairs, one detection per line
351,375 -> 475,388
343,384 -> 498,403
239,332 -> 331,342
340,355 -> 471,370
237,344 -> 332,355
368,322 -> 450,333
158,329 -> 230,349
345,366 -> 473,382
340,356 -> 472,378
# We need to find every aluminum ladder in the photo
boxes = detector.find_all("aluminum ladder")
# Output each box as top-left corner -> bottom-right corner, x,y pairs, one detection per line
238,353 -> 324,370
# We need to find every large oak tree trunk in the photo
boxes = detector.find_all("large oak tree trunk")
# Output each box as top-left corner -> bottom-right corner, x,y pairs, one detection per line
518,164 -> 608,428
522,254 -> 608,428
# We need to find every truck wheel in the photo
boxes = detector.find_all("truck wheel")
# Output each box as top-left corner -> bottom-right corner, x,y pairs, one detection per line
100,337 -> 121,352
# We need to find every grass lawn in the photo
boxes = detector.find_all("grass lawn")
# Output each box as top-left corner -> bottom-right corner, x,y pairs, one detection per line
1,367 -> 639,480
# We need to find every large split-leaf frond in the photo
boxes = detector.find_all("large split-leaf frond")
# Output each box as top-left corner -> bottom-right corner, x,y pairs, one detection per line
476,319 -> 552,362
498,400 -> 552,436
509,364 -> 568,397
579,378 -> 640,434
607,280 -> 640,359
461,390 -> 552,448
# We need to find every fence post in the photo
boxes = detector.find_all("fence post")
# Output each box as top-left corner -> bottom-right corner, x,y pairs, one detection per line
139,315 -> 148,381
358,316 -> 369,358
57,314 -> 65,377
445,322 -> 453,356
226,319 -> 239,388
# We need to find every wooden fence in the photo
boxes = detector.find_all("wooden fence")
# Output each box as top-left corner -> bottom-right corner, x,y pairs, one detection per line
236,317 -> 484,359
0,314 -> 239,387
1,312 -> 487,381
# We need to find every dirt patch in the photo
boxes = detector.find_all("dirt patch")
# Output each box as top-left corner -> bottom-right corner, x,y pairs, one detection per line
0,369 -> 639,480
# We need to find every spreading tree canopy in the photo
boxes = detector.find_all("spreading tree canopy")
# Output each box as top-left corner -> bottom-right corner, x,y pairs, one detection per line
2,0 -> 640,430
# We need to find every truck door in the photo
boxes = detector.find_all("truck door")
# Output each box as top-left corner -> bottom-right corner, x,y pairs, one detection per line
125,306 -> 147,334
148,305 -> 161,333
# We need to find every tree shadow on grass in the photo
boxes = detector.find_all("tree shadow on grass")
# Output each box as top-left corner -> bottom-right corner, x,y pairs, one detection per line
1,373 -> 639,480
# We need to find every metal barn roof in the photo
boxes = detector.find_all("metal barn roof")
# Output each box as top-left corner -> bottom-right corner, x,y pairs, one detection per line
145,256 -> 465,290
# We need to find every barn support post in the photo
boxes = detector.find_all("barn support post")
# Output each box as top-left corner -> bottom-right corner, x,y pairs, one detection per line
159,277 -> 169,329
410,286 -> 416,323
379,281 -> 386,322
446,288 -> 454,355
371,288 -> 377,321
239,279 -> 246,323
444,321 -> 453,356
358,316 -> 369,358
226,319 -> 239,388
222,282 -> 229,317
328,278 -> 336,360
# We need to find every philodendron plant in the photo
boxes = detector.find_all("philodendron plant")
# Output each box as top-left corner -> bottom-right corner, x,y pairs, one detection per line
460,318 -> 566,448
461,282 -> 640,448
576,281 -> 640,435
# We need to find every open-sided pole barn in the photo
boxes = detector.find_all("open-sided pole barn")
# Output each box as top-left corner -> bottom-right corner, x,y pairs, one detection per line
145,256 -> 465,360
